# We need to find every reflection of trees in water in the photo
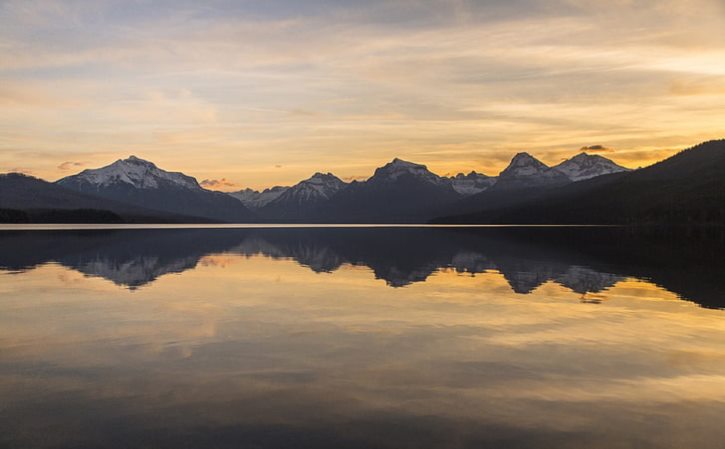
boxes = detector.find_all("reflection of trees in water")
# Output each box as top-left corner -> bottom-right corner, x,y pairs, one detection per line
0,227 -> 722,308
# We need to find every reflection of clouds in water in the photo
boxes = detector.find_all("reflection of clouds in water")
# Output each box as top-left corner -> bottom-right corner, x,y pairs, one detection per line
0,255 -> 725,448
0,228 -> 724,447
56,270 -> 86,285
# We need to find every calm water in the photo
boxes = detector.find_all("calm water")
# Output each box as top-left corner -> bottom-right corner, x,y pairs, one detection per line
1,226 -> 724,449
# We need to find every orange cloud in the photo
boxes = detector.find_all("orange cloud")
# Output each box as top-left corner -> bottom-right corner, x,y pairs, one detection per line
200,178 -> 237,190
0,0 -> 723,188
580,145 -> 614,153
58,161 -> 84,171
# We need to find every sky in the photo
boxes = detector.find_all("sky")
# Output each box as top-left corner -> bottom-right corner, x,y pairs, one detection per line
1,0 -> 724,190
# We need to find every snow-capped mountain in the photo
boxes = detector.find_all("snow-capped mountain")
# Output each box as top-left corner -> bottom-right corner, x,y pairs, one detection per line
553,153 -> 630,181
274,172 -> 347,204
492,152 -> 570,190
229,186 -> 289,209
367,158 -> 498,196
500,152 -> 550,178
260,172 -> 348,219
0,172 -> 189,222
59,156 -> 201,191
449,171 -> 497,195
57,156 -> 253,222
368,158 -> 445,185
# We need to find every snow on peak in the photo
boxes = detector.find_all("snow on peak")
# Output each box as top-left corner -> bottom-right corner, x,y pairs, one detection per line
229,186 -> 289,208
449,171 -> 497,195
299,172 -> 345,191
276,172 -> 347,203
553,153 -> 630,181
492,152 -> 573,191
499,152 -> 551,178
309,172 -> 338,181
67,156 -> 201,190
372,158 -> 442,184
125,155 -> 153,165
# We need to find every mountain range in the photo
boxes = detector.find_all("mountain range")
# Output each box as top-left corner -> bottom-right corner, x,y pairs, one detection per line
433,139 -> 725,225
1,139 -> 723,224
228,151 -> 630,222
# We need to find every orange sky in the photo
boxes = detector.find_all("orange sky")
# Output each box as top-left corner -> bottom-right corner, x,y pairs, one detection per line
1,0 -> 724,190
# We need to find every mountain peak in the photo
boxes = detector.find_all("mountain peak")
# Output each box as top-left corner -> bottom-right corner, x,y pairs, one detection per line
553,153 -> 629,181
453,170 -> 490,180
509,152 -> 543,165
500,152 -> 549,178
229,185 -> 290,209
266,172 -> 347,207
570,152 -> 611,162
310,172 -> 337,180
304,172 -> 343,185
449,171 -> 497,195
513,151 -> 534,159
372,158 -> 442,184
491,152 -> 571,190
259,172 -> 347,215
58,157 -> 201,191
385,157 -> 426,169
122,155 -> 156,167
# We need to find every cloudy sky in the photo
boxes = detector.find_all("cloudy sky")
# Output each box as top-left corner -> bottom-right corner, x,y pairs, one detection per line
1,0 -> 724,190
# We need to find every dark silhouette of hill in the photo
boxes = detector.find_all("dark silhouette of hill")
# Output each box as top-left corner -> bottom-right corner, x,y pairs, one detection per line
433,140 -> 725,224
0,208 -> 124,223
0,173 -> 212,223
316,168 -> 461,223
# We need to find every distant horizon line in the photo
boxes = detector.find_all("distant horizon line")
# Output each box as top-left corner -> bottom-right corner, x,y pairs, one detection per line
0,223 -> 623,232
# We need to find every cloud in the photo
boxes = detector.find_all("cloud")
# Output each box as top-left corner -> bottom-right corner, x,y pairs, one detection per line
0,0 -> 723,187
200,178 -> 237,189
580,145 -> 614,153
58,161 -> 84,170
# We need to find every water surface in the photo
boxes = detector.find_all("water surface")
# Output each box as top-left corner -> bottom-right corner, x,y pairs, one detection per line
1,226 -> 724,448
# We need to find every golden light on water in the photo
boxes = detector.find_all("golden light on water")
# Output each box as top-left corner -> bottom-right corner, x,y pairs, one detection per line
1,225 -> 725,448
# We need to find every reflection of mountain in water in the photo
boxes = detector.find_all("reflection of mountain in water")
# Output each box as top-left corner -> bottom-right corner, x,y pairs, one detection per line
0,227 -> 723,308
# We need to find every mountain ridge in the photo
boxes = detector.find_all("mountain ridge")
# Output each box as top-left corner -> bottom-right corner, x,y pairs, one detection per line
552,153 -> 630,181
56,156 -> 254,222
0,173 -> 210,223
259,172 -> 348,219
432,139 -> 725,225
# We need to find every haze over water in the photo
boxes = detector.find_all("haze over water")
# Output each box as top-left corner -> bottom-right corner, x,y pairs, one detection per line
1,226 -> 724,448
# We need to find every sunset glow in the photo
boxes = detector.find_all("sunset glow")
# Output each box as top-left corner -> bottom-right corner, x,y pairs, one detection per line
1,0 -> 724,189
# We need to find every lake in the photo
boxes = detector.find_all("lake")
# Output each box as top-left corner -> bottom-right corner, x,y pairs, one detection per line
1,226 -> 724,449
